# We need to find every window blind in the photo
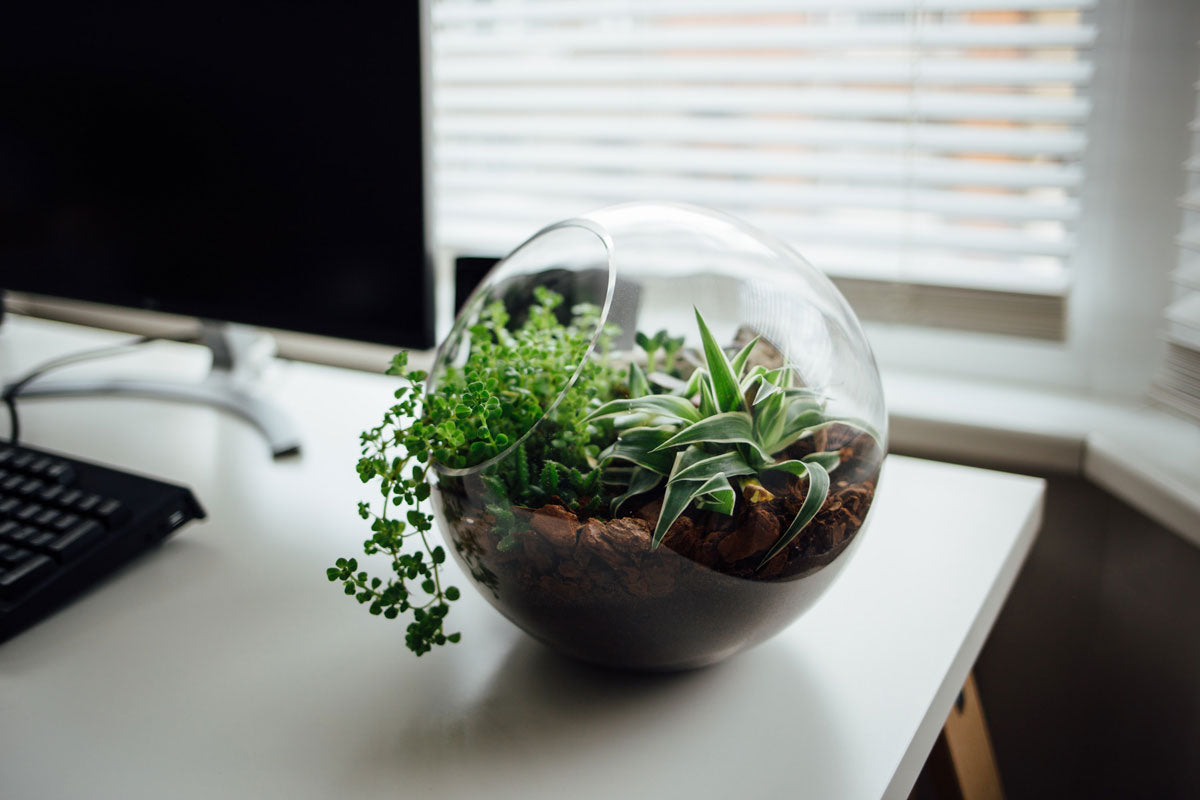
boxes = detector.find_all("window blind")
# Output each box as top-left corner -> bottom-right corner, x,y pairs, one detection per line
429,0 -> 1095,338
1152,62 -> 1200,422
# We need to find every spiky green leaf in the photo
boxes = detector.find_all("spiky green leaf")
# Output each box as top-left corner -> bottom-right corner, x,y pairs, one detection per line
599,427 -> 677,474
753,391 -> 788,452
765,408 -> 825,453
729,335 -> 761,377
693,473 -> 735,515
749,367 -> 798,404
669,450 -> 757,484
673,444 -> 712,475
699,372 -> 719,417
769,415 -> 884,454
628,361 -> 651,399
586,394 -> 701,425
652,478 -> 701,548
611,467 -> 664,514
753,379 -> 783,405
760,459 -> 808,478
676,367 -> 709,399
740,365 -> 768,393
803,450 -> 843,472
653,471 -> 738,546
694,308 -> 743,413
652,411 -> 773,463
758,461 -> 831,569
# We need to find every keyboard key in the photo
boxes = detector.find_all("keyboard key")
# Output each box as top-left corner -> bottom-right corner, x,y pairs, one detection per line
0,553 -> 54,599
0,543 -> 20,565
35,508 -> 61,528
10,452 -> 35,471
9,526 -> 38,544
0,497 -> 21,518
17,479 -> 44,497
4,546 -> 32,566
58,489 -> 83,507
28,457 -> 53,476
43,521 -> 105,562
1,475 -> 22,492
95,499 -> 130,528
29,531 -> 56,549
51,513 -> 81,533
44,462 -> 76,485
75,493 -> 103,514
0,448 -> 12,467
37,484 -> 65,504
15,503 -> 43,523
0,520 -> 16,540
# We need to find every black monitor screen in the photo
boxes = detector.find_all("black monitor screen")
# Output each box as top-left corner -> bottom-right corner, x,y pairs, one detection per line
0,1 -> 431,347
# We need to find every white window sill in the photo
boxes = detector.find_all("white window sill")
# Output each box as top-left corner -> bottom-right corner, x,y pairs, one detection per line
885,369 -> 1200,550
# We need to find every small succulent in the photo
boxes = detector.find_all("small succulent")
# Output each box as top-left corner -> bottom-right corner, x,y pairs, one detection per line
588,308 -> 879,568
634,328 -> 686,376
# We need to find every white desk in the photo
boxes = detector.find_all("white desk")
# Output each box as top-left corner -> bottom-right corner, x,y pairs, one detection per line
0,316 -> 1044,800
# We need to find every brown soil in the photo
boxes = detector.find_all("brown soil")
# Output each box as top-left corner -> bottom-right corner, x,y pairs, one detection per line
440,424 -> 882,604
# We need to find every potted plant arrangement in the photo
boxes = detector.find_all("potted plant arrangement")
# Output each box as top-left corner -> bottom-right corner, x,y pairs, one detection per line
329,204 -> 886,670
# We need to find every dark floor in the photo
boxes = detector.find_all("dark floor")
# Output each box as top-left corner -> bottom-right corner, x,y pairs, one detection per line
905,466 -> 1200,799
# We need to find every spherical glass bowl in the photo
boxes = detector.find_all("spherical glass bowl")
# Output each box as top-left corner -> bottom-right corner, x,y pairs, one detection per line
429,203 -> 886,671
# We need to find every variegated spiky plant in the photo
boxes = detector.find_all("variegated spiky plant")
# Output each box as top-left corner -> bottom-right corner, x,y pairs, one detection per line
587,309 -> 878,568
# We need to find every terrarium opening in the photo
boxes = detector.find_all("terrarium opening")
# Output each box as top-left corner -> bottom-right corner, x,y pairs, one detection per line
426,220 -> 616,477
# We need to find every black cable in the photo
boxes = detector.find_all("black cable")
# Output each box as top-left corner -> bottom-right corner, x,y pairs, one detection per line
3,333 -> 199,445
4,393 -> 18,445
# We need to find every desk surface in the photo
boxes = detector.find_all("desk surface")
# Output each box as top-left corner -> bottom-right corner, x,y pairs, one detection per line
0,316 -> 1044,800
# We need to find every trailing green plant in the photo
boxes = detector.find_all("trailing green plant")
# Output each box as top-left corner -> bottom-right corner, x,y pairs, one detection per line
588,308 -> 880,569
329,288 -> 622,655
327,352 -> 458,656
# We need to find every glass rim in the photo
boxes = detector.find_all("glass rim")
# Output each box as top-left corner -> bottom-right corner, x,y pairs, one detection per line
427,215 -> 617,478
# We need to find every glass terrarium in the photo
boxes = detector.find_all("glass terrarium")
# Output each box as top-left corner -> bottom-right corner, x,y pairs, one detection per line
428,203 -> 886,671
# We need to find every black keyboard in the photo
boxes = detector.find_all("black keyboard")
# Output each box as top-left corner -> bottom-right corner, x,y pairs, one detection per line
0,442 -> 205,642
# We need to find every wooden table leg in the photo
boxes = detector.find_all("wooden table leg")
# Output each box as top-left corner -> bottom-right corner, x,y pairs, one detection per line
922,672 -> 1006,800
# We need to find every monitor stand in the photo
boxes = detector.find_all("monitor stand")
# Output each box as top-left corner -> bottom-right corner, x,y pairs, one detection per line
10,321 -> 302,458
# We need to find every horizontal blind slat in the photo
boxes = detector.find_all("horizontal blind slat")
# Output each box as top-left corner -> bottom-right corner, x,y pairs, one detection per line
436,0 -> 1095,24
441,215 -> 1068,294
435,24 -> 1097,54
437,202 -> 1073,257
798,247 -> 1068,294
438,87 -> 1090,121
437,175 -> 1078,220
434,0 -> 1095,24
1174,265 -> 1200,291
435,114 -> 1086,155
1178,227 -> 1200,250
436,146 -> 1081,188
435,56 -> 1093,86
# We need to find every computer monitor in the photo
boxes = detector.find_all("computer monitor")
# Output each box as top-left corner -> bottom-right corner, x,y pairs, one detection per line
0,1 -> 434,456
0,1 -> 433,348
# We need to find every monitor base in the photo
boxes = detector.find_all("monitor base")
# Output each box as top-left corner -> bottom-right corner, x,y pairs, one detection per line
9,322 -> 302,458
